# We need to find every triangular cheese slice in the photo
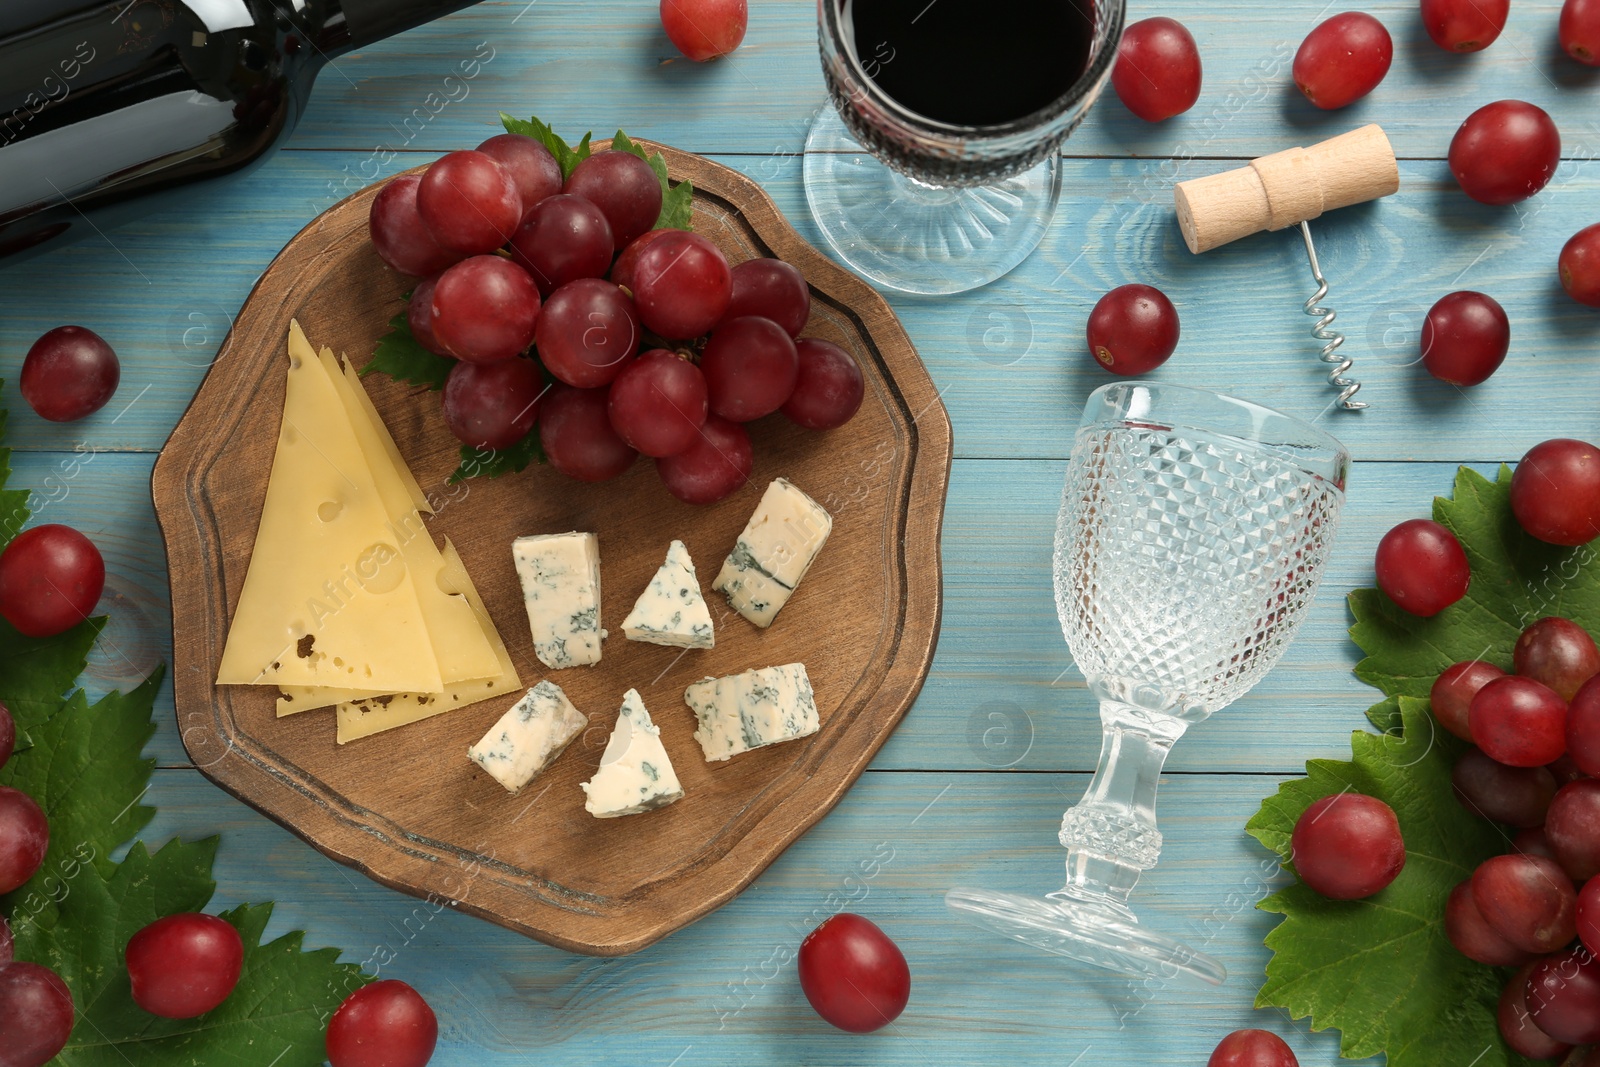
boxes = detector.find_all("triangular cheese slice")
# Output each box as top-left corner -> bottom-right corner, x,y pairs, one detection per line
215,321 -> 443,692
621,540 -> 714,649
336,354 -> 431,516
580,689 -> 684,817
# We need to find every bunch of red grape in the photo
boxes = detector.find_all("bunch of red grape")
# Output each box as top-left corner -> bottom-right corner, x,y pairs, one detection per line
368,133 -> 864,506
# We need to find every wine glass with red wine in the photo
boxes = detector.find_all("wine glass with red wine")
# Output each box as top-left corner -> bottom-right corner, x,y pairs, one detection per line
808,0 -> 1124,295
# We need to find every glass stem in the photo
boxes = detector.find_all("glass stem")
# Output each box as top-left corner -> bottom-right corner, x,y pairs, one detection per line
1048,699 -> 1188,919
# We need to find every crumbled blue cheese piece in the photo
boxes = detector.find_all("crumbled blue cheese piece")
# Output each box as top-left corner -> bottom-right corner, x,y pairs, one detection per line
621,539 -> 715,649
684,663 -> 819,763
712,479 -> 832,629
581,689 -> 685,817
467,681 -> 588,793
513,532 -> 604,669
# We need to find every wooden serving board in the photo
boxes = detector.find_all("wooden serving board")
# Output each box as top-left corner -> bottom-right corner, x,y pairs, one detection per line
151,143 -> 952,956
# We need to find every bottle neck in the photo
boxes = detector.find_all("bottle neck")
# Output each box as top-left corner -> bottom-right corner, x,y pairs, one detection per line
327,0 -> 483,52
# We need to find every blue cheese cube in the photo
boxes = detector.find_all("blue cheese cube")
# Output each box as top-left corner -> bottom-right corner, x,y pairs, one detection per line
581,689 -> 685,817
513,532 -> 604,669
713,479 -> 832,629
621,540 -> 715,649
684,663 -> 819,763
467,681 -> 588,793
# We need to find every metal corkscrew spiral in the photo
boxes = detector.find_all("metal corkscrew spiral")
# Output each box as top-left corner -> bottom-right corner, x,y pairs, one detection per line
1298,221 -> 1366,411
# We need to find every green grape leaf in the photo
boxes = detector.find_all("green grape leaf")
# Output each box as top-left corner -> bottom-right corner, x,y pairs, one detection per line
500,111 -> 592,179
362,311 -> 453,391
0,616 -> 105,734
448,429 -> 546,484
612,129 -> 695,231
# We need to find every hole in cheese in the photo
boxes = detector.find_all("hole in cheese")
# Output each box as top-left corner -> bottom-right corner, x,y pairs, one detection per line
317,500 -> 343,523
354,542 -> 406,595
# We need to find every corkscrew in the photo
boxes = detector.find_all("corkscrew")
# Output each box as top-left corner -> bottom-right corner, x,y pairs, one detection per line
1173,125 -> 1400,412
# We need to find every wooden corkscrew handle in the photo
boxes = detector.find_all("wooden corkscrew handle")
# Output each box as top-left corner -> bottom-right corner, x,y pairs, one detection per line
1173,125 -> 1400,254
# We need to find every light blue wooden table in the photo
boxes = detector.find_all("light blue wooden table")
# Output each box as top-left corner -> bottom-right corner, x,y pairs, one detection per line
3,1 -> 1597,1062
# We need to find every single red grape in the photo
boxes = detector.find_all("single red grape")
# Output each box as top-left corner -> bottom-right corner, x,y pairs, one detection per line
441,358 -> 543,451
406,275 -> 448,357
607,349 -> 708,457
125,912 -> 244,1019
1419,291 -> 1509,386
657,415 -> 754,506
1570,675 -> 1600,776
797,913 -> 911,1033
0,524 -> 106,638
1086,283 -> 1179,375
1527,948 -> 1600,1045
700,316 -> 800,422
1207,1028 -> 1299,1067
1452,749 -> 1556,827
1562,0 -> 1600,63
1581,876 -> 1600,956
1431,660 -> 1505,742
0,961 -> 74,1067
564,150 -> 663,252
722,258 -> 811,338
535,279 -> 641,388
0,698 -> 14,768
782,339 -> 865,431
1112,17 -> 1203,122
1290,793 -> 1406,900
1445,879 -> 1537,965
660,0 -> 748,61
1549,779 -> 1600,880
1516,618 -> 1600,701
1293,12 -> 1393,109
1512,439 -> 1600,546
1472,853 -> 1578,952
538,385 -> 638,482
368,175 -> 459,277
1470,676 -> 1568,768
1373,518 -> 1469,617
20,326 -> 120,423
1449,101 -> 1562,206
1421,0 -> 1510,51
429,256 -> 541,364
631,231 -> 732,339
610,228 -> 674,294
0,785 -> 49,894
415,150 -> 522,255
1515,825 -> 1559,861
475,133 -> 562,220
1500,960 -> 1574,1059
326,979 -> 438,1067
509,193 -> 615,297
1560,223 -> 1600,306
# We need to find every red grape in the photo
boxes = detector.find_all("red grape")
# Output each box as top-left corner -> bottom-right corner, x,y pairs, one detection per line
782,339 -> 865,431
1549,779 -> 1600,880
1453,749 -> 1556,827
610,228 -> 674,294
1560,223 -> 1600,307
1445,879 -> 1536,965
797,913 -> 910,1033
0,524 -> 105,638
509,193 -> 615,297
1551,753 -> 1590,786
1472,853 -> 1578,952
1086,283 -> 1179,375
1373,518 -> 1470,617
0,961 -> 74,1067
700,316 -> 799,422
0,698 -> 13,767
429,256 -> 541,364
657,415 -> 753,506
1449,101 -> 1562,206
1581,875 -> 1600,955
1501,960 -> 1574,1059
441,358 -> 543,451
0,785 -> 48,894
368,175 -> 459,277
1562,0 -> 1600,64
1207,1029 -> 1298,1067
1293,12 -> 1393,109
1527,948 -> 1600,1045
415,150 -> 522,255
722,258 -> 811,338
326,979 -> 438,1067
1512,439 -> 1600,546
475,133 -> 562,220
1471,676 -> 1568,767
631,231 -> 732,340
1517,618 -> 1600,701
538,385 -> 638,482
660,0 -> 748,61
125,912 -> 244,1019
406,276 -> 449,357
20,326 -> 120,423
535,279 -> 641,388
1515,825 -> 1559,861
1289,793 -> 1406,900
1112,17 -> 1203,123
1419,291 -> 1509,387
1570,676 -> 1600,776
564,150 -> 663,251
607,349 -> 708,457
1431,660 -> 1505,742
1421,0 -> 1510,51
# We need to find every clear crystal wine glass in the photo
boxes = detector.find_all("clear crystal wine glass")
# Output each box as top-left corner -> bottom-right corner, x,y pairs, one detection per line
805,0 -> 1124,295
947,382 -> 1349,983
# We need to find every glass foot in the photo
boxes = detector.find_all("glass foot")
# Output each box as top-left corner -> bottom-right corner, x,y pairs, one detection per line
802,107 -> 1062,296
945,887 -> 1227,985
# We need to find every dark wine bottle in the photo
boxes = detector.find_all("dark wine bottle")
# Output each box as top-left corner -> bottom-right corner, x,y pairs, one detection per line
0,0 -> 480,262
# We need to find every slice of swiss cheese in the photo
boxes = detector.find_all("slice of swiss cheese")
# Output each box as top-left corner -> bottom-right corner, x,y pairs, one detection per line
215,321 -> 443,692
